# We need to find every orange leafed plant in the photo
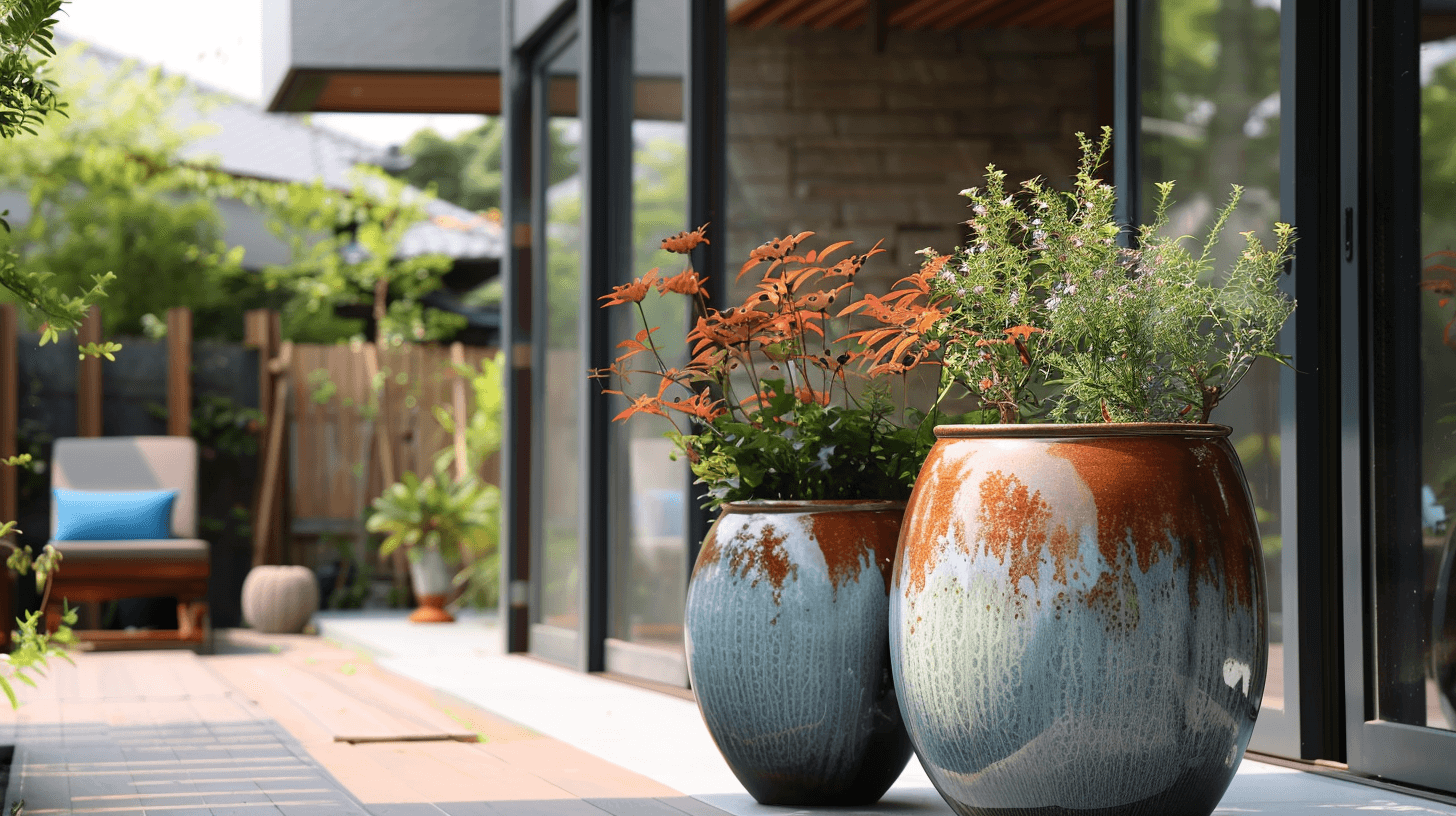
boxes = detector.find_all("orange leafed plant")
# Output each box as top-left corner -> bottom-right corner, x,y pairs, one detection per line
589,226 -> 947,507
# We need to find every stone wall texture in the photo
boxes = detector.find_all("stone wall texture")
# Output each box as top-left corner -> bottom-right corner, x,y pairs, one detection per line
725,24 -> 1113,296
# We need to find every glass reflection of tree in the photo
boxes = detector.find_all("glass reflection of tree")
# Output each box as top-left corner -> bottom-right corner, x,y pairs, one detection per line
541,113 -> 584,626
1420,38 -> 1456,729
617,133 -> 689,645
1424,55 -> 1456,520
1144,0 -> 1280,229
1144,0 -> 1285,635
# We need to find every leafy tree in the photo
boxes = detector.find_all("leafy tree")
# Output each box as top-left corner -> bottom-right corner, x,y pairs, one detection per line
0,50 -> 251,337
0,0 -> 110,347
0,44 -> 465,345
0,0 -> 79,702
391,117 -> 576,213
251,174 -> 460,345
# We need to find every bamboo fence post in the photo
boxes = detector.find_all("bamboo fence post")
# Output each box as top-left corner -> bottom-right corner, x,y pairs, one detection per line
76,306 -> 102,437
253,341 -> 293,567
245,310 -> 285,565
166,307 -> 192,436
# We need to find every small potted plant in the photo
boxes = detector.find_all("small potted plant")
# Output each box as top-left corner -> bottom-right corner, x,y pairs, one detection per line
860,128 -> 1295,816
592,228 -> 948,805
366,460 -> 498,623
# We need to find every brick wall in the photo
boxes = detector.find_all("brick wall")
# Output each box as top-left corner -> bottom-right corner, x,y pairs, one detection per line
725,24 -> 1114,296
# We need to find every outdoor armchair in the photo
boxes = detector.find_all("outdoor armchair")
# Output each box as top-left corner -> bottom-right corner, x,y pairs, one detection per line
43,436 -> 210,646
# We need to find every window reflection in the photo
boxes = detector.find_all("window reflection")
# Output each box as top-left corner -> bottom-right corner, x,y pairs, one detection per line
607,0 -> 691,669
1408,2 -> 1456,731
1140,0 -> 1284,708
536,39 -> 583,638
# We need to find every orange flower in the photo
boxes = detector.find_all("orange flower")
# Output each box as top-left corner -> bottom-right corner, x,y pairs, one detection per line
793,386 -> 829,406
794,286 -> 848,312
819,241 -> 886,281
738,231 -> 814,280
614,327 -> 660,364
665,388 -> 727,422
661,224 -> 710,254
1003,325 -> 1044,341
658,268 -> 708,296
599,269 -> 660,306
612,379 -> 670,422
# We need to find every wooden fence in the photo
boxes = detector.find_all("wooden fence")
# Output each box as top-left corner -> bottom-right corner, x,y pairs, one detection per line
0,304 -> 498,566
287,341 -> 500,533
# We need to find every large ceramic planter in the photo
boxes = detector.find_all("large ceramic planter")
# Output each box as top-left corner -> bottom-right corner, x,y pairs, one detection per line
891,424 -> 1267,816
685,500 -> 914,805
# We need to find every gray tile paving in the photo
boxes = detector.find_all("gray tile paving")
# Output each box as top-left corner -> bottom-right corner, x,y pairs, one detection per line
431,803 -> 497,816
582,798 -> 714,816
475,803 -> 608,816
3,655 -> 374,816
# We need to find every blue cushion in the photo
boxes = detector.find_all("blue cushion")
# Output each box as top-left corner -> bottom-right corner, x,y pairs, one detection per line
52,488 -> 177,541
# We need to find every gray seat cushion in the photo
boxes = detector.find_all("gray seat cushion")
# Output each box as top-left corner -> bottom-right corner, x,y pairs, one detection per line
47,539 -> 210,561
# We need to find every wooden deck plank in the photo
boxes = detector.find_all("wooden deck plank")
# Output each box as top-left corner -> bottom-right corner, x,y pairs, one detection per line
281,655 -> 488,741
4,635 -> 728,816
210,655 -> 475,744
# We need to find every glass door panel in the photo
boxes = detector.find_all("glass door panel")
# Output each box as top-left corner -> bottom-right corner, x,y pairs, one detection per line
605,0 -> 692,685
531,28 -> 584,664
1139,0 -> 1286,716
1391,0 -> 1456,734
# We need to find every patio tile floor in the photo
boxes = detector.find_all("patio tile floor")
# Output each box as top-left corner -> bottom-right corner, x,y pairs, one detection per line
0,633 -> 726,816
8,612 -> 1456,815
316,610 -> 1456,816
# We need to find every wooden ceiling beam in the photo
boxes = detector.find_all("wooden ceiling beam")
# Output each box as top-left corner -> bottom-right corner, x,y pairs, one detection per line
782,0 -> 865,28
727,0 -> 779,25
890,0 -> 966,29
813,2 -> 866,29
734,0 -> 1112,31
940,0 -> 1040,29
998,0 -> 1074,27
998,0 -> 1104,28
741,0 -> 819,29
1042,0 -> 1113,27
1061,0 -> 1114,27
928,0 -> 1009,30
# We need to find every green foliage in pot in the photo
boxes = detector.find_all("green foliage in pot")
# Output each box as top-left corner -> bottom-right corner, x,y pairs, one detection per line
366,461 -> 499,565
854,128 -> 1295,424
431,354 -> 505,608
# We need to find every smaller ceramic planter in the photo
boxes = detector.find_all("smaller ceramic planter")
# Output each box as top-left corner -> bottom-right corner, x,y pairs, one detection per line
408,547 -> 455,623
685,500 -> 913,805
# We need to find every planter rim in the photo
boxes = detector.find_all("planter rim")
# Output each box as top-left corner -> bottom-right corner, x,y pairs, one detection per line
933,422 -> 1232,440
720,499 -> 907,514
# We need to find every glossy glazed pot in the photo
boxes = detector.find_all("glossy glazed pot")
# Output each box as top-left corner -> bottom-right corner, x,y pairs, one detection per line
408,547 -> 455,623
891,424 -> 1267,816
685,500 -> 914,805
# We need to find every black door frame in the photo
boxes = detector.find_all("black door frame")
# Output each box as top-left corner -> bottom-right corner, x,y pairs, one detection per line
1337,0 -> 1456,790
501,0 -> 728,674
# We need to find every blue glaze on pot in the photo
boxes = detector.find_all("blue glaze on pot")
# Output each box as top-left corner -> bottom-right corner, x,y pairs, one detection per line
685,500 -> 913,805
891,425 -> 1267,816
